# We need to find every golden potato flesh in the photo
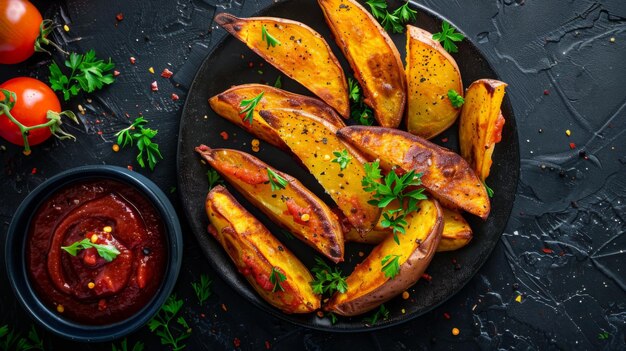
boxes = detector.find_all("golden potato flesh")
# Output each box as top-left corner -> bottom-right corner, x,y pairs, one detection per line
215,14 -> 349,118
406,25 -> 463,139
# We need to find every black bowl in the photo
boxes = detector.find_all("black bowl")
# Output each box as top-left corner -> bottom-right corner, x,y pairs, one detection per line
5,165 -> 183,342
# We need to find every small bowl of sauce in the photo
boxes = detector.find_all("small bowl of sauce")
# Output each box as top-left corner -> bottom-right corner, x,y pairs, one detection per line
5,166 -> 182,342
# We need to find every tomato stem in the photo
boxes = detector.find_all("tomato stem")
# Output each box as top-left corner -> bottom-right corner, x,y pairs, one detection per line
35,20 -> 69,56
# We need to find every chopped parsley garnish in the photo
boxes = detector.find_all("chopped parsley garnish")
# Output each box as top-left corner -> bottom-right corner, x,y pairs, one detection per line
432,21 -> 465,53
267,168 -> 288,191
191,274 -> 212,306
447,89 -> 465,108
332,149 -> 352,171
381,254 -> 401,279
363,304 -> 390,325
147,295 -> 191,351
49,49 -> 115,101
115,117 -> 163,171
261,25 -> 281,49
310,257 -> 348,295
61,238 -> 120,262
239,92 -> 264,125
269,267 -> 287,292
366,1 -> 417,34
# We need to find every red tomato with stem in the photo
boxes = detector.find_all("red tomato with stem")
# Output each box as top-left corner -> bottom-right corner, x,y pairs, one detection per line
0,0 -> 43,64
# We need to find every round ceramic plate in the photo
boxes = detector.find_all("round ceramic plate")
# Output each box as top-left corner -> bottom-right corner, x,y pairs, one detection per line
177,0 -> 519,332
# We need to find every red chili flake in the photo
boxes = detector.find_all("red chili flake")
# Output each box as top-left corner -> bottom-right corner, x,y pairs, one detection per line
543,89 -> 550,95
116,13 -> 124,21
569,142 -> 576,149
97,131 -> 103,135
451,258 -> 457,264
443,312 -> 451,319
129,56 -> 136,64
161,68 -> 174,78
31,168 -> 37,174
542,248 -> 553,254
221,303 -> 228,312
259,62 -> 264,67
113,70 -> 120,77
422,273 -> 432,282
248,62 -> 254,68
441,137 -> 449,143
127,165 -> 133,171
95,119 -> 100,124
200,313 -> 205,318
220,131 -> 229,140
151,81 -> 158,91
233,338 -> 241,348
171,93 -> 179,101
265,341 -> 271,349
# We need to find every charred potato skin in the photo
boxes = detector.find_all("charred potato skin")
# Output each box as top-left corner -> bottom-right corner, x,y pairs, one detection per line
196,145 -> 345,263
459,79 -> 507,181
405,25 -> 463,139
324,199 -> 443,316
259,109 -> 381,233
205,185 -> 320,313
318,0 -> 406,127
337,126 -> 490,219
209,84 -> 346,150
214,14 -> 349,118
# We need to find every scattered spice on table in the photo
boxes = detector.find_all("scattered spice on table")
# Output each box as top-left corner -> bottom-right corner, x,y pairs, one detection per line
148,67 -> 155,74
171,93 -> 180,101
31,168 -> 37,175
422,273 -> 432,282
443,312 -> 451,319
452,327 -> 460,336
233,338 -> 241,348
114,70 -> 120,76
151,81 -> 158,91
542,248 -> 553,254
515,295 -> 522,303
116,13 -> 124,21
129,57 -> 136,64
569,142 -> 576,149
161,68 -> 174,78
565,129 -> 571,136
220,131 -> 229,140
543,89 -> 550,95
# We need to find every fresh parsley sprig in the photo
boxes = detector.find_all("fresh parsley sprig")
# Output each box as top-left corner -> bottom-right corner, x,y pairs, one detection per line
261,25 -> 281,49
381,254 -> 401,279
366,1 -> 417,34
49,49 -> 115,101
332,149 -> 352,171
0,325 -> 44,351
363,304 -> 390,325
269,267 -> 287,292
207,169 -> 222,190
483,181 -> 494,198
310,257 -> 348,295
267,168 -> 288,191
191,274 -> 212,306
61,238 -> 120,262
432,21 -> 465,53
148,295 -> 191,351
448,89 -> 465,108
115,117 -> 163,171
348,78 -> 374,126
111,338 -> 144,351
239,92 -> 264,125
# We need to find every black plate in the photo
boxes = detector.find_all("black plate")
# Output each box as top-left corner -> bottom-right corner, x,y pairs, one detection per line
177,0 -> 519,332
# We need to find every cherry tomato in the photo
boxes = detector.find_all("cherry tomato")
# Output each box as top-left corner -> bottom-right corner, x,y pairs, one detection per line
0,0 -> 43,64
0,77 -> 61,146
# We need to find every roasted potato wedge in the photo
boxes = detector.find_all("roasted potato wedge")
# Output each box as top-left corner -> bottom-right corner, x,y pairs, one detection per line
459,79 -> 507,181
318,0 -> 406,127
344,207 -> 472,252
206,185 -> 320,313
196,145 -> 345,263
337,126 -> 490,219
209,84 -> 345,150
406,25 -> 463,139
259,109 -> 381,233
324,198 -> 443,316
214,14 -> 349,118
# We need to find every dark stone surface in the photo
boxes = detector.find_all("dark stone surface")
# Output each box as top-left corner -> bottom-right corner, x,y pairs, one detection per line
1,0 -> 624,350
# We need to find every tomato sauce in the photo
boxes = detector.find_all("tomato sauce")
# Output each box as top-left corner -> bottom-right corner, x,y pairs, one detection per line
27,179 -> 167,325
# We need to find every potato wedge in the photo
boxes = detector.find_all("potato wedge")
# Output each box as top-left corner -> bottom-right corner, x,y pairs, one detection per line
324,198 -> 443,316
259,109 -> 381,233
206,185 -> 320,313
214,14 -> 349,118
318,0 -> 406,127
196,145 -> 344,263
459,79 -> 507,180
209,84 -> 345,150
344,207 -> 472,252
406,25 -> 463,139
337,126 -> 490,219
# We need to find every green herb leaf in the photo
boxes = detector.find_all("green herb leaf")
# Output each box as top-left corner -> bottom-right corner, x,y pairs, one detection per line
393,2 -> 417,23
381,254 -> 401,279
348,78 -> 374,126
310,257 -> 348,295
348,77 -> 361,102
366,1 -> 416,34
328,312 -> 338,325
381,11 -> 403,34
148,295 -> 190,351
61,238 -> 120,262
363,304 -> 389,325
239,92 -> 264,125
598,331 -> 609,340
48,49 -> 115,101
267,168 -> 288,191
269,267 -> 287,292
207,168 -> 222,190
432,21 -> 464,53
111,338 -> 144,351
447,89 -> 465,108
0,325 -> 45,351
261,25 -> 281,49
483,181 -> 494,198
273,75 -> 282,89
191,274 -> 212,306
332,149 -> 352,171
365,0 -> 387,19
115,117 -> 163,171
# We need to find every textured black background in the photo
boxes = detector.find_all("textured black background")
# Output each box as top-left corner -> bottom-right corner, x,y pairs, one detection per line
1,0 -> 625,350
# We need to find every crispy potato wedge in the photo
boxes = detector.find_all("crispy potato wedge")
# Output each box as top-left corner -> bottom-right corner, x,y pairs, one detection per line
206,185 -> 320,313
337,126 -> 490,219
324,198 -> 443,316
344,206 -> 472,252
196,145 -> 344,263
459,79 -> 507,181
318,0 -> 406,127
259,109 -> 381,233
209,84 -> 346,150
214,14 -> 349,118
406,25 -> 463,139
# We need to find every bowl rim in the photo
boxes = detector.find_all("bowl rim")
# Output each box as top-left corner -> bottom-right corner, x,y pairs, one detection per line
5,165 -> 183,342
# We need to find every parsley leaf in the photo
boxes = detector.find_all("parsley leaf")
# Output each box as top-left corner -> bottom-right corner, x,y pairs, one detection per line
239,92 -> 264,125
363,304 -> 390,325
447,89 -> 465,108
261,25 -> 281,49
348,77 -> 361,102
598,331 -> 609,340
48,49 -> 115,101
394,2 -> 418,23
206,168 -> 222,190
348,78 -> 374,126
381,11 -> 403,34
332,149 -> 352,171
191,274 -> 212,306
483,181 -> 494,198
432,21 -> 465,53
115,117 -> 163,171
267,168 -> 288,191
269,267 -> 287,292
61,238 -> 120,262
310,257 -> 348,295
0,325 -> 44,351
273,75 -> 282,89
366,1 -> 417,34
111,338 -> 144,351
148,295 -> 191,351
381,254 -> 401,279
327,312 -> 338,325
365,0 -> 387,19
